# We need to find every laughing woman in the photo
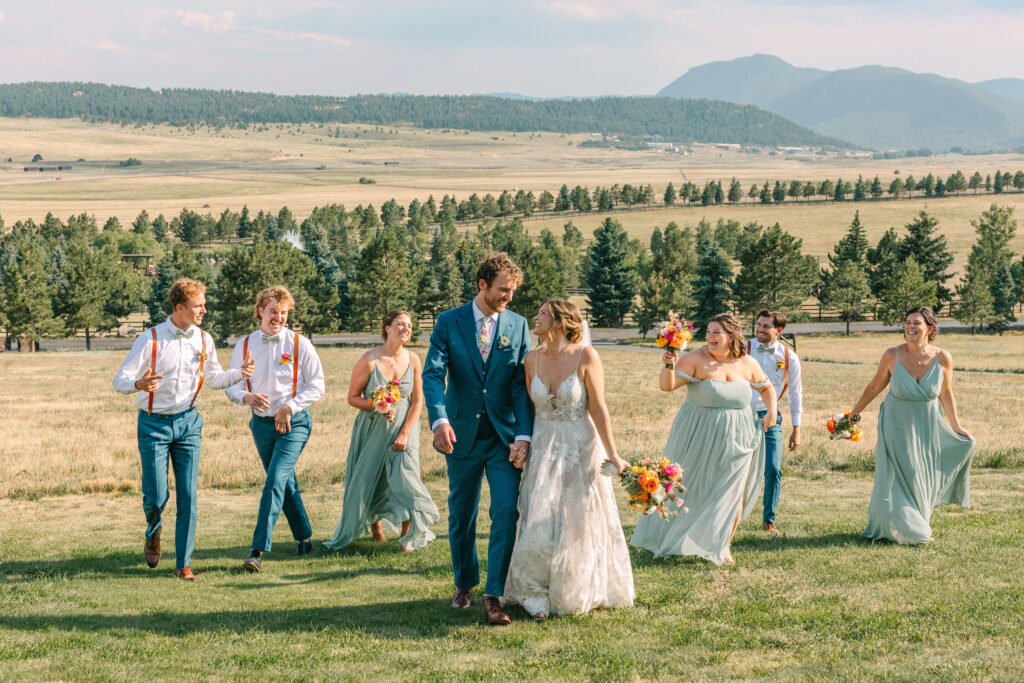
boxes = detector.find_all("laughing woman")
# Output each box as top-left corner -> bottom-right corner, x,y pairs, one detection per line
630,312 -> 776,567
850,306 -> 974,545
325,310 -> 439,552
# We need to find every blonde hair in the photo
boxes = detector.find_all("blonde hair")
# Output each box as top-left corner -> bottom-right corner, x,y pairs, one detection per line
253,285 -> 295,319
708,312 -> 745,359
168,278 -> 206,311
543,299 -> 584,344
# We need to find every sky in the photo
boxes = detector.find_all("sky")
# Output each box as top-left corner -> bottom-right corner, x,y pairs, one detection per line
0,1 -> 1021,97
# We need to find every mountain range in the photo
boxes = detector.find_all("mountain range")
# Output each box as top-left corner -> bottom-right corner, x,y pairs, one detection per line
658,54 -> 1024,151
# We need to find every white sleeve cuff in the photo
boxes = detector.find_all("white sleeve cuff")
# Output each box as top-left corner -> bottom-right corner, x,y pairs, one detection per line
431,418 -> 450,431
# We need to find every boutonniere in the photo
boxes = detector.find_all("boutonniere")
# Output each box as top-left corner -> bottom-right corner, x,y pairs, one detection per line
776,359 -> 785,370
497,334 -> 511,349
280,353 -> 292,365
196,352 -> 208,362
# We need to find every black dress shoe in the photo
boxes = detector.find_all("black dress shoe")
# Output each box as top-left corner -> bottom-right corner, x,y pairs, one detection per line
243,550 -> 262,573
294,539 -> 313,556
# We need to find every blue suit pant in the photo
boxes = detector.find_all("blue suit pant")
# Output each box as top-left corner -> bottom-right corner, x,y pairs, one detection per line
249,410 -> 314,552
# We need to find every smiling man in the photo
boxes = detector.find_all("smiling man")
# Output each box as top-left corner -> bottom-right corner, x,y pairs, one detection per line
225,285 -> 325,574
747,310 -> 803,534
113,278 -> 253,581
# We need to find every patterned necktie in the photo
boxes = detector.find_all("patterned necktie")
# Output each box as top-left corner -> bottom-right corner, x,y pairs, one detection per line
174,327 -> 195,339
261,333 -> 281,344
478,317 -> 492,363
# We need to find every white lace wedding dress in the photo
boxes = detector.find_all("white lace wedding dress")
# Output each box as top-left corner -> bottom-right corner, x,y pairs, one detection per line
503,356 -> 635,617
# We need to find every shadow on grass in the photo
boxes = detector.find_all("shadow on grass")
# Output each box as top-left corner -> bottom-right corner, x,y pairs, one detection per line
731,531 -> 869,552
0,599 -> 487,638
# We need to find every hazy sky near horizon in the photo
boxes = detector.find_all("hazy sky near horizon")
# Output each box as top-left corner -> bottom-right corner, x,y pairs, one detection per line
0,1 -> 1020,96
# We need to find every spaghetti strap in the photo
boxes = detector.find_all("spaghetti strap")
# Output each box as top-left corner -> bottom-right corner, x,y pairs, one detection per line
673,370 -> 700,383
574,348 -> 584,372
750,379 -> 769,388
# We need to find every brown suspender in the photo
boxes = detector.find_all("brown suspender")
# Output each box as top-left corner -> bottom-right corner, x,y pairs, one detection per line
147,326 -> 205,413
243,331 -> 299,399
292,331 -> 299,398
747,341 -> 789,399
189,332 -> 206,408
148,328 -> 158,414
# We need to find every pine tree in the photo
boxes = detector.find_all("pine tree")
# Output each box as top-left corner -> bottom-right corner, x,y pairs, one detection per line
828,211 -> 869,268
989,262 -> 1017,333
728,178 -> 743,204
876,257 -> 937,325
954,274 -> 996,334
237,205 -> 251,239
585,218 -> 635,327
0,234 -> 60,350
131,210 -> 151,235
732,223 -> 816,325
663,182 -> 676,206
347,228 -> 418,332
555,185 -> 572,212
689,239 -> 733,335
866,228 -> 902,301
818,260 -> 871,336
898,211 -> 954,311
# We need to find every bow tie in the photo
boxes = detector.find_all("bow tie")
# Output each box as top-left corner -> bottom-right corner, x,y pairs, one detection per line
261,333 -> 281,344
174,327 -> 195,339
757,343 -> 773,353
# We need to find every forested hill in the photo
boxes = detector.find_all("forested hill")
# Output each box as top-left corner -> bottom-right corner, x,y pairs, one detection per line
0,82 -> 849,148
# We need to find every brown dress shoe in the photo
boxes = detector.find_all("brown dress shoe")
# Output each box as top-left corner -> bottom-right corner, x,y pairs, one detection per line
174,567 -> 198,582
451,589 -> 472,609
144,530 -> 161,568
482,596 -> 511,626
762,522 -> 780,534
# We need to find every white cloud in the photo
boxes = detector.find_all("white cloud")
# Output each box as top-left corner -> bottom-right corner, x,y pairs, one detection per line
177,10 -> 237,33
250,25 -> 350,46
94,37 -> 121,51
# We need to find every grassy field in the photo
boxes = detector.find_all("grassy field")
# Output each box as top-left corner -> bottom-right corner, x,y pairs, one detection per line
2,118 -> 1024,266
2,344 -> 1024,679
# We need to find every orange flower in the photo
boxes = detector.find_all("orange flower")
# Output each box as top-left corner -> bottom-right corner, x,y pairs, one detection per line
826,419 -> 836,433
851,429 -> 863,442
639,470 -> 660,494
636,491 -> 650,503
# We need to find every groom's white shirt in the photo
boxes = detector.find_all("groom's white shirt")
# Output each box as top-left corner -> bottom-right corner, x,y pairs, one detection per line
747,339 -> 803,426
429,300 -> 531,442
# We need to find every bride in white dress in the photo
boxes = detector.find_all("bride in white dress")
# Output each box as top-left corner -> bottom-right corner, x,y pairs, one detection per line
504,299 -> 635,619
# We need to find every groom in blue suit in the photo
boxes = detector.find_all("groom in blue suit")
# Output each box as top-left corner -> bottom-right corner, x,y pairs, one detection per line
423,253 -> 534,626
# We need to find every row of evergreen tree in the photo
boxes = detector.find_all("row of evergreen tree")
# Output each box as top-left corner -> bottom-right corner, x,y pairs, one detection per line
2,199 -> 1021,351
0,83 -> 842,147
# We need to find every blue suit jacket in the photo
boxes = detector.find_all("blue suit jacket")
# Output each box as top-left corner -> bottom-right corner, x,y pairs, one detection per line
422,302 -> 534,459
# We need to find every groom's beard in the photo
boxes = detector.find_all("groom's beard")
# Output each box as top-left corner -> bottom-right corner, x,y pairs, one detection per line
483,292 -> 509,313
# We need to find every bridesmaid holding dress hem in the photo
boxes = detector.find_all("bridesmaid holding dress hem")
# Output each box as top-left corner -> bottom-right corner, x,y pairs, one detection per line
850,306 -> 974,545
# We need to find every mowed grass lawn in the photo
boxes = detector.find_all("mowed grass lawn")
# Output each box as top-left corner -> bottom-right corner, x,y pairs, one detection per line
2,345 -> 1024,680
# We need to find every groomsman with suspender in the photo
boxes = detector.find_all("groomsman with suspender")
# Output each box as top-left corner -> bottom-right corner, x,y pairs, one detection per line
225,286 -> 325,573
747,310 -> 803,534
113,278 -> 253,581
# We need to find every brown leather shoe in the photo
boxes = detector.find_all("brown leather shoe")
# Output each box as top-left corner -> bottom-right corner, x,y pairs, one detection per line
451,589 -> 472,609
762,522 -> 780,534
144,529 -> 161,568
174,567 -> 198,582
482,596 -> 511,626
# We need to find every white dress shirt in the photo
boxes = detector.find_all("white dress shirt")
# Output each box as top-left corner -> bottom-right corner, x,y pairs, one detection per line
430,300 -> 530,443
225,327 -> 325,417
113,317 -> 243,414
747,339 -> 803,426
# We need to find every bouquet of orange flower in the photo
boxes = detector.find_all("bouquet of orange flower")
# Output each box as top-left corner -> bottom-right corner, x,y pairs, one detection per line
602,457 -> 686,520
826,412 -> 863,441
371,380 -> 403,422
653,317 -> 693,368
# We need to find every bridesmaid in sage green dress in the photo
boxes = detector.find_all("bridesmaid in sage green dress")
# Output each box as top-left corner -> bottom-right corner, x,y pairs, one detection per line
850,306 -> 974,545
631,313 -> 777,566
325,310 -> 439,552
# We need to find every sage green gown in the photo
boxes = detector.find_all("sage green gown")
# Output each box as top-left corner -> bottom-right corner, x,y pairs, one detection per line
862,357 -> 974,545
630,371 -> 766,565
325,356 -> 439,551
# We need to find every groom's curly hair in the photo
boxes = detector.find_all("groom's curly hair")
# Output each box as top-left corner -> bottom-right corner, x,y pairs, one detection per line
476,253 -> 523,288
